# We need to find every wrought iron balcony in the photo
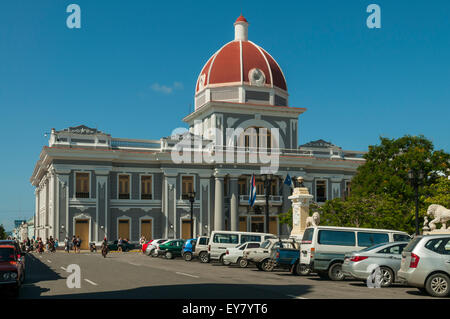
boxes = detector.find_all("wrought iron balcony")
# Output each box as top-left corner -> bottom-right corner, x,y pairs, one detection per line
239,195 -> 283,206
75,192 -> 90,199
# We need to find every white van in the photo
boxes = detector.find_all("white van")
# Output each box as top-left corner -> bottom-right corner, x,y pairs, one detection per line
206,230 -> 277,263
299,226 -> 411,281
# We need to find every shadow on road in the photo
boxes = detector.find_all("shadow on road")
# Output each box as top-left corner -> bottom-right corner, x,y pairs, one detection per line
22,283 -> 312,299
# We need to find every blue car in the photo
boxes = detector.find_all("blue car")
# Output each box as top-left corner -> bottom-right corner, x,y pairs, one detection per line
182,238 -> 197,261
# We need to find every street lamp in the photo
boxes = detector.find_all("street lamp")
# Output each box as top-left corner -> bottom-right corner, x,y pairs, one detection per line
262,174 -> 273,233
408,169 -> 424,236
188,191 -> 196,239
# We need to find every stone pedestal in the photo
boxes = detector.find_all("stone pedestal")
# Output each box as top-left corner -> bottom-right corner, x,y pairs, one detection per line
423,230 -> 450,235
289,184 -> 313,241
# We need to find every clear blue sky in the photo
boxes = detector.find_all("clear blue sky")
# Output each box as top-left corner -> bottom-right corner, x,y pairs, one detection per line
0,0 -> 449,231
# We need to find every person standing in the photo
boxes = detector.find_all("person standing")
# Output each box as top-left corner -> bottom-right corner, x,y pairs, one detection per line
72,236 -> 77,253
76,236 -> 81,253
118,237 -> 123,252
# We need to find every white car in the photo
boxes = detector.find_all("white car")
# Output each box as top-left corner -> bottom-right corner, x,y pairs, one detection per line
222,242 -> 261,268
146,239 -> 168,257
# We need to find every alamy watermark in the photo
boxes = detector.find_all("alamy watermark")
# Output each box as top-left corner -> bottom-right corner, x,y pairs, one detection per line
170,121 -> 280,174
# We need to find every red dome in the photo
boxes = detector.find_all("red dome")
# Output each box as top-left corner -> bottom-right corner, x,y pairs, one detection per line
195,40 -> 287,93
235,15 -> 248,23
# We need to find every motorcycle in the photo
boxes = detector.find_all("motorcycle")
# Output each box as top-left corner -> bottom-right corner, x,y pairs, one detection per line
89,243 -> 97,253
101,245 -> 108,258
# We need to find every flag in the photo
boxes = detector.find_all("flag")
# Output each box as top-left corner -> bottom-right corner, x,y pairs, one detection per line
284,174 -> 293,188
248,174 -> 256,207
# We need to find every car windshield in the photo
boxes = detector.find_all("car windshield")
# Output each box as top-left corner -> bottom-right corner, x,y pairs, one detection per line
0,248 -> 15,262
260,240 -> 271,249
403,237 -> 422,253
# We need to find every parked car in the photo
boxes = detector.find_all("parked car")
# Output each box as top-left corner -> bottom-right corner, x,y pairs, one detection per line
148,239 -> 168,257
398,234 -> 450,297
0,240 -> 26,271
272,243 -> 308,275
182,238 -> 197,261
222,242 -> 261,267
157,239 -> 185,259
142,240 -> 154,254
0,244 -> 25,295
107,240 -> 135,252
193,236 -> 210,263
207,231 -> 277,264
341,241 -> 409,287
244,238 -> 299,271
300,226 -> 411,281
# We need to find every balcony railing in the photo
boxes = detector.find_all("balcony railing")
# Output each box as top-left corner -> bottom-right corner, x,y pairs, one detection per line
75,192 -> 90,198
141,194 -> 153,200
239,195 -> 283,206
118,194 -> 130,200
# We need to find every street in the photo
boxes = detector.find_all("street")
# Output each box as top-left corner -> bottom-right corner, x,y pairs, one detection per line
13,251 -> 436,299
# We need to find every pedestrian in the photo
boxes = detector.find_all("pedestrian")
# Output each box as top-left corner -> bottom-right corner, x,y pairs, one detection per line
72,236 -> 77,253
76,236 -> 81,253
64,237 -> 70,253
118,237 -> 123,252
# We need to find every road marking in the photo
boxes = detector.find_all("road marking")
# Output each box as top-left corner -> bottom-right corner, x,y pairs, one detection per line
287,295 -> 308,299
128,262 -> 141,266
84,279 -> 98,286
60,267 -> 67,271
176,272 -> 199,278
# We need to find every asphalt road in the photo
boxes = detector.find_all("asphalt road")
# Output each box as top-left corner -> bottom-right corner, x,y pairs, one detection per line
11,250 -> 439,299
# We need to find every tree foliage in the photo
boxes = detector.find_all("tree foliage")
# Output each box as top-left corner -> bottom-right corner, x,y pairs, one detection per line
0,225 -> 6,240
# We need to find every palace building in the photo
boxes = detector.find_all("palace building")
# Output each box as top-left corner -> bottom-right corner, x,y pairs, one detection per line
30,15 -> 365,249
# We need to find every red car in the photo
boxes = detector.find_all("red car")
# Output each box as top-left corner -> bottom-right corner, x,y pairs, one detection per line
0,244 -> 25,295
142,240 -> 154,253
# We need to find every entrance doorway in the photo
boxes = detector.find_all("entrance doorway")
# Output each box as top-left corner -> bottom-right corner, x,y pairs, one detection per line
239,216 -> 247,232
74,219 -> 89,250
140,219 -> 152,241
269,216 -> 278,235
251,216 -> 264,233
118,219 -> 130,240
181,220 -> 192,239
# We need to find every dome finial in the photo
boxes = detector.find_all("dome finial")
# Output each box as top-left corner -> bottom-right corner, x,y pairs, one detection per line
234,14 -> 249,41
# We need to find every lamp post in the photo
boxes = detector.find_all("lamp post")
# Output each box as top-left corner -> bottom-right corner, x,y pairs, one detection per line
188,191 -> 196,239
408,169 -> 424,236
262,174 -> 273,233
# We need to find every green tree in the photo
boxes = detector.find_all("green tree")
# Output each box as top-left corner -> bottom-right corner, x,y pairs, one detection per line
0,224 -> 6,240
422,177 -> 450,209
321,135 -> 449,234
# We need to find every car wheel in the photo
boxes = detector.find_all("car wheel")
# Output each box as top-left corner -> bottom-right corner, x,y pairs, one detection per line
150,249 -> 158,257
425,273 -> 450,298
238,258 -> 248,268
256,262 -> 263,271
165,251 -> 173,259
261,259 -> 274,272
378,267 -> 394,288
296,263 -> 311,276
221,255 -> 231,266
199,251 -> 209,263
328,263 -> 345,281
184,252 -> 193,262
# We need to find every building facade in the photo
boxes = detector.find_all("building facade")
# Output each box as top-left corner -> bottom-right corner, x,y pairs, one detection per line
30,16 -> 365,249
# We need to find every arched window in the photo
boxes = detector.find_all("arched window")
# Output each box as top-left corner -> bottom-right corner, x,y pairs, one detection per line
238,126 -> 274,150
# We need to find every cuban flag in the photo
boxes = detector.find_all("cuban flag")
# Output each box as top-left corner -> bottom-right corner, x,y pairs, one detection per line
248,174 -> 257,207
284,174 -> 293,188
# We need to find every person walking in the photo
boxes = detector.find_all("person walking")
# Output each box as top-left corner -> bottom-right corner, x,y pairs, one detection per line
72,236 -> 77,253
64,237 -> 70,253
118,237 -> 123,252
76,236 -> 81,253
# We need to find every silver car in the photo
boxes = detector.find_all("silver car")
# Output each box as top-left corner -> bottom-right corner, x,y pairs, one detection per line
398,234 -> 450,297
341,241 -> 409,287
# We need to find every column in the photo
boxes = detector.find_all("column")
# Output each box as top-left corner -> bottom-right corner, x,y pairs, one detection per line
289,177 -> 313,240
199,174 -> 211,236
34,188 -> 39,239
96,170 -> 109,242
163,169 -> 178,239
229,176 -> 239,231
214,174 -> 224,231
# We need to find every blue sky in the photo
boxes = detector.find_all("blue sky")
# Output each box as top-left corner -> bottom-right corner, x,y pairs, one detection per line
0,0 -> 449,231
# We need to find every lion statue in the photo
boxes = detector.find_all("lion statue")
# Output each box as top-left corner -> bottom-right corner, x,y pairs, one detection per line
306,212 -> 320,228
425,204 -> 450,231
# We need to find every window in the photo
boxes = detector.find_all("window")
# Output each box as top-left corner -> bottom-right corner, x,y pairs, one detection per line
357,232 -> 389,247
425,238 -> 450,255
318,230 -> 356,246
239,127 -> 273,150
0,247 -> 16,262
199,237 -> 208,245
403,237 -> 422,253
238,179 -> 247,195
247,243 -> 260,249
378,244 -> 407,255
302,228 -> 314,244
393,234 -> 411,242
241,235 -> 262,244
141,175 -> 152,200
213,233 -> 238,244
316,180 -> 327,202
118,175 -> 130,199
260,240 -> 271,249
182,176 -> 194,200
344,181 -> 351,199
76,173 -> 90,198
